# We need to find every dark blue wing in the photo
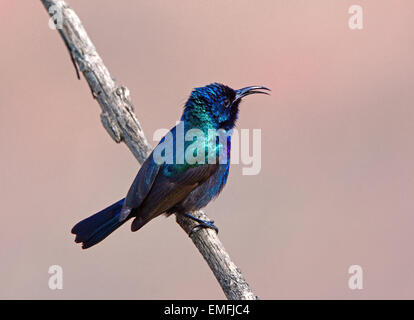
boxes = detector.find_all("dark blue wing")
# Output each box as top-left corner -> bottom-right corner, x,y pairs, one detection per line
120,150 -> 161,221
120,124 -> 221,229
130,163 -> 219,231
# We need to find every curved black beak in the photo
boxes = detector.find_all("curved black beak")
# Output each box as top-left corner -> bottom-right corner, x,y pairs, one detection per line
235,86 -> 271,100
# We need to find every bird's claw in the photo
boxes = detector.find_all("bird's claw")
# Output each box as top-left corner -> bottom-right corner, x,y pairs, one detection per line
189,220 -> 219,237
182,212 -> 219,237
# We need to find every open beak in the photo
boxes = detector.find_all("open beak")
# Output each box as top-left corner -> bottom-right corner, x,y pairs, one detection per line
235,86 -> 271,100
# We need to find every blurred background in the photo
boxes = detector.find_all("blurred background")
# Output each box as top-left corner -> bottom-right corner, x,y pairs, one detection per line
1,0 -> 413,299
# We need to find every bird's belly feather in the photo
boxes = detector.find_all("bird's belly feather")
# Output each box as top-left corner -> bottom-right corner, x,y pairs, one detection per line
176,163 -> 230,212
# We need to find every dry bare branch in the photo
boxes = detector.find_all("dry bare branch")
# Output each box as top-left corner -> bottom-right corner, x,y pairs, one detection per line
41,0 -> 257,300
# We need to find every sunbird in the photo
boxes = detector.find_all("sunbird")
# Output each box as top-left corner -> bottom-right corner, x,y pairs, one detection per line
72,83 -> 269,248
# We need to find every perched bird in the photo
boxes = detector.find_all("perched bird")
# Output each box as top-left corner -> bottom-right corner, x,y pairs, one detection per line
72,83 -> 269,248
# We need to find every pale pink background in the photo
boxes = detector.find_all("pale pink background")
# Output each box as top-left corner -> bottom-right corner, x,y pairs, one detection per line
1,1 -> 413,299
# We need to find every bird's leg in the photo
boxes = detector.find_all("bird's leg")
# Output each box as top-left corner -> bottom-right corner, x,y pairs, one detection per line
182,212 -> 219,236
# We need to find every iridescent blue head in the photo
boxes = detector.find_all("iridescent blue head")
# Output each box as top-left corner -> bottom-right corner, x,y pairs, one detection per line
181,83 -> 270,130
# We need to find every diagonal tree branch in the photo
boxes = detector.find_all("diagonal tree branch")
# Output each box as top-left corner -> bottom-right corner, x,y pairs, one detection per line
41,0 -> 257,300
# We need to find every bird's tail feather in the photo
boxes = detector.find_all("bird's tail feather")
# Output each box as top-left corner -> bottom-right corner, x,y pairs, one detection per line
71,198 -> 126,249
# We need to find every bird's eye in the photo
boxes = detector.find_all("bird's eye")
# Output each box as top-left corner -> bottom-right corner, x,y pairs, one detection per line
223,99 -> 230,107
